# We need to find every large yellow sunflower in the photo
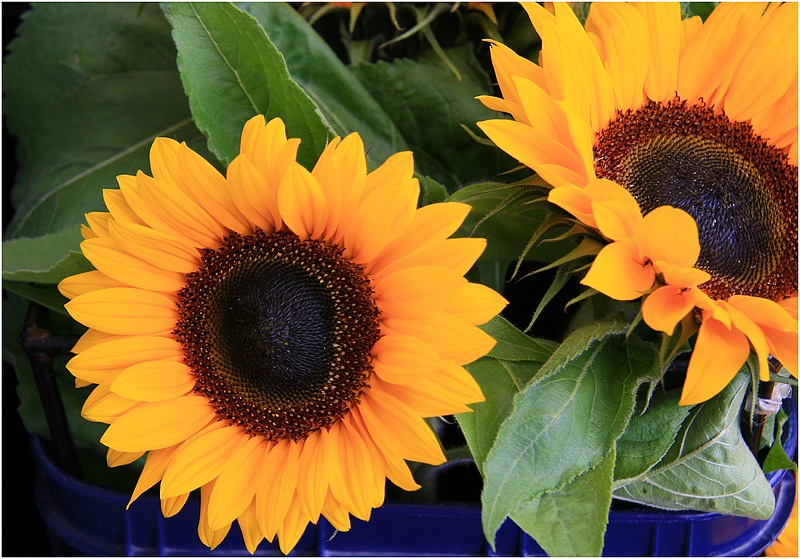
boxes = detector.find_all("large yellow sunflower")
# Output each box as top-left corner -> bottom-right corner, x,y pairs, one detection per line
478,2 -> 798,405
58,115 -> 506,554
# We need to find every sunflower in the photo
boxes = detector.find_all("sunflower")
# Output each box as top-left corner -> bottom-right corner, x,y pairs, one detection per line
478,2 -> 798,405
58,115 -> 506,554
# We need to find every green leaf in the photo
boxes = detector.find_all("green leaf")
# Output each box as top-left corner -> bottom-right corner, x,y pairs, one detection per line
511,448 -> 617,557
238,2 -> 407,166
614,389 -> 692,483
4,3 -> 206,239
482,316 -> 558,362
457,318 -> 556,474
614,373 -> 776,519
3,283 -> 70,316
480,333 -> 659,547
762,409 -> 797,474
351,45 -> 517,190
457,318 -> 557,467
449,183 -> 573,263
532,317 -> 629,384
2,227 -> 91,284
164,2 -> 332,169
420,176 -> 448,207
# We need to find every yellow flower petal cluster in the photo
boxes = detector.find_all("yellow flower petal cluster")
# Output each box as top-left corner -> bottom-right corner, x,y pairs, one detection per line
478,2 -> 798,405
58,115 -> 507,554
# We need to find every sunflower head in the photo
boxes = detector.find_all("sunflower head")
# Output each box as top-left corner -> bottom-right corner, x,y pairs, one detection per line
477,1 -> 798,404
58,115 -> 507,554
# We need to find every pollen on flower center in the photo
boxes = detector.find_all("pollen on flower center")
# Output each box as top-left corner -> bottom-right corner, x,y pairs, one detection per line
595,98 -> 798,301
174,230 -> 381,441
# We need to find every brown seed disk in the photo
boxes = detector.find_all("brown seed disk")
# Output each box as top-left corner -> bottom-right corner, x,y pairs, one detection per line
595,98 -> 798,301
174,230 -> 381,441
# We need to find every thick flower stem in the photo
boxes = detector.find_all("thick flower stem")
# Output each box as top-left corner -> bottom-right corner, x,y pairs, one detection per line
20,303 -> 82,479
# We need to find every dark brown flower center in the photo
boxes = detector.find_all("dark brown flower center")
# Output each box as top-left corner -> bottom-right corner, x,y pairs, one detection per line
595,98 -> 797,301
174,230 -> 381,441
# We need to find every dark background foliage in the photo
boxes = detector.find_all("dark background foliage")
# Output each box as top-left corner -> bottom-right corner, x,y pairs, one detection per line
3,3 -> 51,556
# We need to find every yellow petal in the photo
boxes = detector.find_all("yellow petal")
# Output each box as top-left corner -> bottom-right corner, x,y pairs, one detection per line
161,494 -> 190,519
110,360 -> 195,402
82,380 -> 139,422
677,2 -> 765,106
161,493 -> 189,518
198,481 -> 232,550
343,177 -> 420,264
59,270 -> 125,300
631,2 -> 682,103
207,435 -> 268,531
359,388 -> 446,465
107,219 -> 200,274
277,162 -> 328,240
81,237 -> 186,293
105,186 -> 146,226
372,367 -> 482,418
372,333 -> 442,385
723,3 -> 797,124
375,265 -> 467,317
642,285 -> 697,335
85,212 -> 112,238
654,260 -> 711,288
67,335 -> 182,385
586,2 -> 649,111
327,420 -> 374,521
483,39 -> 548,114
680,312 -> 750,405
107,448 -> 144,468
128,444 -> 182,507
315,133 -> 368,240
227,155 -> 282,233
381,311 -> 497,365
238,500 -> 264,555
295,429 -> 328,524
724,300 -> 774,382
322,490 -> 352,532
478,118 -> 590,188
442,282 -> 508,326
380,237 -> 487,282
512,75 -> 594,174
101,394 -> 216,452
160,424 -> 249,499
350,406 -> 420,492
66,287 -> 177,336
635,206 -> 700,268
276,495 -> 310,556
175,142 -> 251,235
256,438 -> 300,540
580,240 -> 654,300
522,2 -> 616,133
367,202 -> 472,276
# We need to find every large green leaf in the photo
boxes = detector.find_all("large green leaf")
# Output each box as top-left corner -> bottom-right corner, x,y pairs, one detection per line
2,227 -> 91,284
614,373 -> 776,519
164,2 -> 332,169
4,3 -> 206,240
457,318 -> 557,474
613,389 -> 692,483
351,45 -> 517,190
238,2 -> 407,167
480,332 -> 659,548
511,449 -> 617,557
